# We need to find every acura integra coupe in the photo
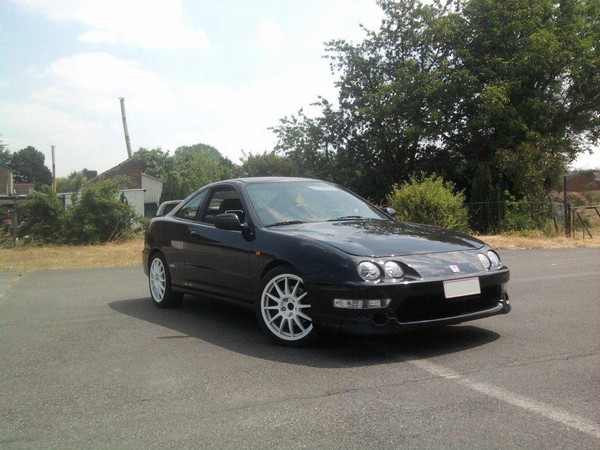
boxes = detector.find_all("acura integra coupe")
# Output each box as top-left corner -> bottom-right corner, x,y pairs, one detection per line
143,177 -> 511,346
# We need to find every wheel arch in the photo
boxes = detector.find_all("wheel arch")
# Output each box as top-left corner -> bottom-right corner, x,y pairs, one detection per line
260,259 -> 298,281
148,248 -> 163,270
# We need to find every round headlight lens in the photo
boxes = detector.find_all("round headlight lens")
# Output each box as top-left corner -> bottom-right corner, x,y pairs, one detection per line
384,261 -> 404,279
487,250 -> 501,268
478,253 -> 491,270
357,261 -> 381,282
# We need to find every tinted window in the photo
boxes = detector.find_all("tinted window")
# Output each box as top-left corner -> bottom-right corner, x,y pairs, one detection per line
174,191 -> 207,220
201,188 -> 245,224
246,181 -> 386,226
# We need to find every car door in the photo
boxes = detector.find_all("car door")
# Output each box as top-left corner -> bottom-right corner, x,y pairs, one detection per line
162,190 -> 208,288
183,186 -> 252,302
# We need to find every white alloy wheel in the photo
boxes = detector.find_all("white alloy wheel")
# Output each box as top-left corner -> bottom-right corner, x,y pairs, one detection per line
150,257 -> 167,303
260,272 -> 314,344
148,253 -> 182,308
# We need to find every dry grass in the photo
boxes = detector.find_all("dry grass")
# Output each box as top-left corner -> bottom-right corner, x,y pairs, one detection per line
1,239 -> 144,272
479,234 -> 600,250
1,234 -> 599,273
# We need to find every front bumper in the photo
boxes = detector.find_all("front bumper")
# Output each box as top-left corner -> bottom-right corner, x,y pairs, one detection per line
308,269 -> 511,335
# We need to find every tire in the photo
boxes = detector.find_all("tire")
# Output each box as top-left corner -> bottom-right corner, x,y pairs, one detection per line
256,265 -> 318,347
148,253 -> 183,308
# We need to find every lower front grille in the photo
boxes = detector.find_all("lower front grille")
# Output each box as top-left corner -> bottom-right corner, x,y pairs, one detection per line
394,285 -> 502,323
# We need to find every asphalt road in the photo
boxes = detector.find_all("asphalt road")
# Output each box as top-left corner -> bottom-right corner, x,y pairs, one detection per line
1,248 -> 599,449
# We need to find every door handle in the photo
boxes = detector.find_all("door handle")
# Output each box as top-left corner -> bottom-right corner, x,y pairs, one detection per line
190,230 -> 200,238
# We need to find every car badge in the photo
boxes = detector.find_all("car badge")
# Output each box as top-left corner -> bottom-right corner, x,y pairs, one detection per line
449,265 -> 461,273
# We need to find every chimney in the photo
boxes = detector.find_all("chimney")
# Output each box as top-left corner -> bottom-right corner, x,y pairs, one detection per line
119,97 -> 133,158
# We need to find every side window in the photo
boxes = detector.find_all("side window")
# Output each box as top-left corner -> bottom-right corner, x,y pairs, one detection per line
201,188 -> 245,224
174,191 -> 207,221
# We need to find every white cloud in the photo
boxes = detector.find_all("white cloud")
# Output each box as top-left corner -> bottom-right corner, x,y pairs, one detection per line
33,52 -> 175,115
14,0 -> 209,49
1,100 -> 126,175
572,147 -> 600,170
254,22 -> 285,50
3,1 -> 387,176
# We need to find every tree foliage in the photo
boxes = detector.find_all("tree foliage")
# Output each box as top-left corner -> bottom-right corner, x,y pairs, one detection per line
8,146 -> 53,189
272,0 -> 600,229
135,144 -> 238,201
0,140 -> 10,168
56,169 -> 96,193
239,151 -> 299,177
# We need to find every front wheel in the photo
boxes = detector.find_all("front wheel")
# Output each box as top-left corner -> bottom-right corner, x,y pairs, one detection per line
257,266 -> 317,347
149,253 -> 183,308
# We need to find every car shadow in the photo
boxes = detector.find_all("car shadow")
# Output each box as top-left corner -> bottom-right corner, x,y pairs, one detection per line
109,295 -> 501,368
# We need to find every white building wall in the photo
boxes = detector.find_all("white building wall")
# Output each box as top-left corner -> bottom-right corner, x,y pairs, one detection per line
141,173 -> 163,205
119,189 -> 145,217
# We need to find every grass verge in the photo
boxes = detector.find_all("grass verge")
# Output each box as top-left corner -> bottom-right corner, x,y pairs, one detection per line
1,234 -> 599,273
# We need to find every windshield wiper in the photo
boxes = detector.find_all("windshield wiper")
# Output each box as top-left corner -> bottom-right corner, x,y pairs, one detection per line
266,220 -> 306,227
328,215 -> 368,221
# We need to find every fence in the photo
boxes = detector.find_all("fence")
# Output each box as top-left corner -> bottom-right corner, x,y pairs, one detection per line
466,199 -> 600,237
567,205 -> 600,238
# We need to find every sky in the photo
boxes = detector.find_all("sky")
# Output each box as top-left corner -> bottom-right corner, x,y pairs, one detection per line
1,0 -> 598,178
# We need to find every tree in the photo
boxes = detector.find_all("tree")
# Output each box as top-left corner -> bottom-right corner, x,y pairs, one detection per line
163,151 -> 237,200
239,150 -> 299,177
9,146 -> 53,189
273,0 -> 600,230
438,0 -> 600,225
56,169 -> 95,193
273,0 -> 455,200
0,140 -> 10,167
135,143 -> 238,201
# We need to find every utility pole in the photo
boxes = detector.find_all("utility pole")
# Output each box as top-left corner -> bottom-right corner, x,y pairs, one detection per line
119,97 -> 133,158
51,145 -> 57,192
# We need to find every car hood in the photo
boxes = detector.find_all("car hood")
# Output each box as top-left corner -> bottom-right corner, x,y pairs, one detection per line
277,219 -> 484,257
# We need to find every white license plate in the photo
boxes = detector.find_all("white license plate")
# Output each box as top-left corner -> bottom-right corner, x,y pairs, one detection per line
443,277 -> 481,299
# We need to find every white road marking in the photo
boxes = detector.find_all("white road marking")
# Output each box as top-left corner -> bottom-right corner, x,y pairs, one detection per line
410,358 -> 600,440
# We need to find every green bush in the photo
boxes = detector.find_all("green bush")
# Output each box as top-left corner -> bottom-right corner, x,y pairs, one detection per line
17,186 -> 65,244
502,197 -> 549,232
65,180 -> 137,244
386,174 -> 469,232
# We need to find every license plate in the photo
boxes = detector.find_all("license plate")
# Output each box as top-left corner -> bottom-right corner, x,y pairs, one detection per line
443,277 -> 480,299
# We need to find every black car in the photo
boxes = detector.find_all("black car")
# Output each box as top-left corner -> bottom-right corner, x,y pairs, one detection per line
143,177 -> 510,346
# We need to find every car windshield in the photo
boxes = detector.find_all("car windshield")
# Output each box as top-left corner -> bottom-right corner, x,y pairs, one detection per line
246,181 -> 388,226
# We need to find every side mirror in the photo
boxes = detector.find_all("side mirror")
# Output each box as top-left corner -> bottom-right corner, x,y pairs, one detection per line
382,206 -> 397,217
214,213 -> 242,231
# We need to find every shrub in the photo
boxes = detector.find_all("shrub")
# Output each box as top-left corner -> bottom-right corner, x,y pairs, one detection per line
64,180 -> 137,244
502,196 -> 549,232
17,186 -> 65,244
386,174 -> 469,232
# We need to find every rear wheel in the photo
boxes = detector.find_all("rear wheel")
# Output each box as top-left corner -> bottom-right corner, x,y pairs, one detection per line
149,253 -> 183,308
257,266 -> 317,346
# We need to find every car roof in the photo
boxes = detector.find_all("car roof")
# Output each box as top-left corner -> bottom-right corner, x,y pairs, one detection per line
184,177 -> 333,198
234,177 -> 319,184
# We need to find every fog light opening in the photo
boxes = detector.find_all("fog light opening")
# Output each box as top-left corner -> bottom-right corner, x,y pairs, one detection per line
372,312 -> 389,327
333,298 -> 391,309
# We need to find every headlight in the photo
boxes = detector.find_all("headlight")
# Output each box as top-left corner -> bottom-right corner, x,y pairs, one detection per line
487,250 -> 501,268
478,253 -> 491,270
384,261 -> 404,279
357,261 -> 381,282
